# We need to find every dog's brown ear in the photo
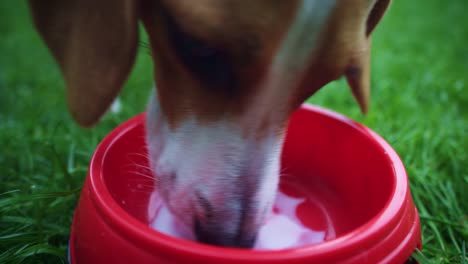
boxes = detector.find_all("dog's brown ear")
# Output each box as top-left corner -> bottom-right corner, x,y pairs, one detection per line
345,0 -> 390,114
29,0 -> 139,126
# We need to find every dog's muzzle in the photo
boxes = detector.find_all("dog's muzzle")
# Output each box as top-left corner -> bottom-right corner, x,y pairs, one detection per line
194,218 -> 257,248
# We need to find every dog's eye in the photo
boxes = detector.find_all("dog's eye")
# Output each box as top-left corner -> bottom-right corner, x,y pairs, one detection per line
164,16 -> 237,93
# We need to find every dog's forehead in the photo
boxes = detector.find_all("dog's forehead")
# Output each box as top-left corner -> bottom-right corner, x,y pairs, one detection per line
143,0 -> 379,127
141,1 -> 302,125
156,0 -> 303,68
160,0 -> 300,43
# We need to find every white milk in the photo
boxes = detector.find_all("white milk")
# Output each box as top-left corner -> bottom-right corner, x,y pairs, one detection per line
148,190 -> 326,250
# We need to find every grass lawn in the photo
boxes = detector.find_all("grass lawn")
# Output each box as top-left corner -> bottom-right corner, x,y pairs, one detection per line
1,1 -> 466,263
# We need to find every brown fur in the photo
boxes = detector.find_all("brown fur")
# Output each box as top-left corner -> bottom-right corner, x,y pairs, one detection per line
141,0 -> 300,127
29,0 -> 390,127
29,0 -> 138,126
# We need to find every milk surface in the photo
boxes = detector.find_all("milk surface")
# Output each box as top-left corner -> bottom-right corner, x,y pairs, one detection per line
148,190 -> 326,250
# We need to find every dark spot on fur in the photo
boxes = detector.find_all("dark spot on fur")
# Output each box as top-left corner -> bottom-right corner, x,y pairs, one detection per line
162,12 -> 238,97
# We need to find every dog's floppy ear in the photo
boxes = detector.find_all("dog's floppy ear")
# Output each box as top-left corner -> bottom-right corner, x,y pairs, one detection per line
29,0 -> 139,126
345,0 -> 390,114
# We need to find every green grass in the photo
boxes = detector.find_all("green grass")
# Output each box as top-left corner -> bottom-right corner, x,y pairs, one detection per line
1,1 -> 466,263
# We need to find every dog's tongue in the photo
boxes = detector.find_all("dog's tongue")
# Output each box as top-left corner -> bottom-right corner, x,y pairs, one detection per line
148,190 -> 326,250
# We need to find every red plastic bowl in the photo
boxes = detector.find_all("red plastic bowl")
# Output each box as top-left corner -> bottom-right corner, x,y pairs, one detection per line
69,105 -> 421,264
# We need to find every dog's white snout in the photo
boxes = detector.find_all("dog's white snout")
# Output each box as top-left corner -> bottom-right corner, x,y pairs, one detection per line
146,92 -> 284,247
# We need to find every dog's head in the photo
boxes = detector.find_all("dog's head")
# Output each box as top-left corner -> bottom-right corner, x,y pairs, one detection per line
30,0 -> 390,248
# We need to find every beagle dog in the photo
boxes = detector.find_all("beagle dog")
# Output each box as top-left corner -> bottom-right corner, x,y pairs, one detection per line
29,0 -> 390,248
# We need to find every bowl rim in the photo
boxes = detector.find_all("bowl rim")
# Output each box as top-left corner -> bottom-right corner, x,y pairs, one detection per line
87,104 -> 409,261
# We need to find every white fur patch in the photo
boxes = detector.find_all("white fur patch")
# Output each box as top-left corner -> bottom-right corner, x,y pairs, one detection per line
146,91 -> 284,237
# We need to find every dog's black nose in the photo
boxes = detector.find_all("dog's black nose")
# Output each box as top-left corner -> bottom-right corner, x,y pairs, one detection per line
194,219 -> 256,248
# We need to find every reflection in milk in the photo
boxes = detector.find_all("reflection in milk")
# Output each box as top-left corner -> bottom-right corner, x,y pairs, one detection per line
148,190 -> 326,250
255,191 -> 325,249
